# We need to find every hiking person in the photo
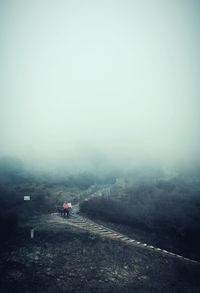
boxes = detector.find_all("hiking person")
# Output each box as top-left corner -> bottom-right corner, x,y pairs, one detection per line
63,201 -> 69,218
68,202 -> 72,216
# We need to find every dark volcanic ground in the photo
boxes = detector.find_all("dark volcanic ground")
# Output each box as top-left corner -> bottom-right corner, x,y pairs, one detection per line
1,214 -> 200,293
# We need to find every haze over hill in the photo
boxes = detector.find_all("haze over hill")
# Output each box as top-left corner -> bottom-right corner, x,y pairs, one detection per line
1,0 -> 200,172
1,2 -> 200,292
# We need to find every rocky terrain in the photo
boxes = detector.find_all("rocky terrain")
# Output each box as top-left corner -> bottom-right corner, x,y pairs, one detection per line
1,211 -> 200,293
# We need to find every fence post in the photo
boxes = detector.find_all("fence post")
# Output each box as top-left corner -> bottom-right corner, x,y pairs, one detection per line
30,228 -> 34,239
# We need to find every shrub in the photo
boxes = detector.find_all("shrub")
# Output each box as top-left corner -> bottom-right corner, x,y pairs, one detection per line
80,180 -> 200,260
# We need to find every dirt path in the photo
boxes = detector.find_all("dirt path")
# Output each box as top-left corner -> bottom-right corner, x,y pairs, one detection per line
50,210 -> 200,266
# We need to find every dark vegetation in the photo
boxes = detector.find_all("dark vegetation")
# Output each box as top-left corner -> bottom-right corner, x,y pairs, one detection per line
80,178 -> 200,261
0,157 -> 116,246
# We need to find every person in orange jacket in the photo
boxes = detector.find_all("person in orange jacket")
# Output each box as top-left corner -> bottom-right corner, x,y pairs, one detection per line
63,201 -> 69,217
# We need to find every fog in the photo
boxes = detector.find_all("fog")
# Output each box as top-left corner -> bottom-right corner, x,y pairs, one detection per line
1,0 -> 200,171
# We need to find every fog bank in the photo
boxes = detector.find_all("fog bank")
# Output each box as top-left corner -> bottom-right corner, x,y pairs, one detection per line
1,0 -> 200,170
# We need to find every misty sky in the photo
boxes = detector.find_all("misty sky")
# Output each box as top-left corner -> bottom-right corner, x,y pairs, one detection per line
0,0 -> 200,169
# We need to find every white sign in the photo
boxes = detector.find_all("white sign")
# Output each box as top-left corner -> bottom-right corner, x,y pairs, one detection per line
24,196 -> 30,201
68,202 -> 72,208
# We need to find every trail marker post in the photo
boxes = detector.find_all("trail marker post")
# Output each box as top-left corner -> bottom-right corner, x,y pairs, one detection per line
30,229 -> 34,239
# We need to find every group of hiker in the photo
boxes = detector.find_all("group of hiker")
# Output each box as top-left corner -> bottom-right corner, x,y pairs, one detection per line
56,199 -> 74,218
61,201 -> 72,218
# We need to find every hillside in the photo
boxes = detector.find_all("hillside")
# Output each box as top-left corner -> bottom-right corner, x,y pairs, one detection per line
1,212 -> 200,293
1,161 -> 200,292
